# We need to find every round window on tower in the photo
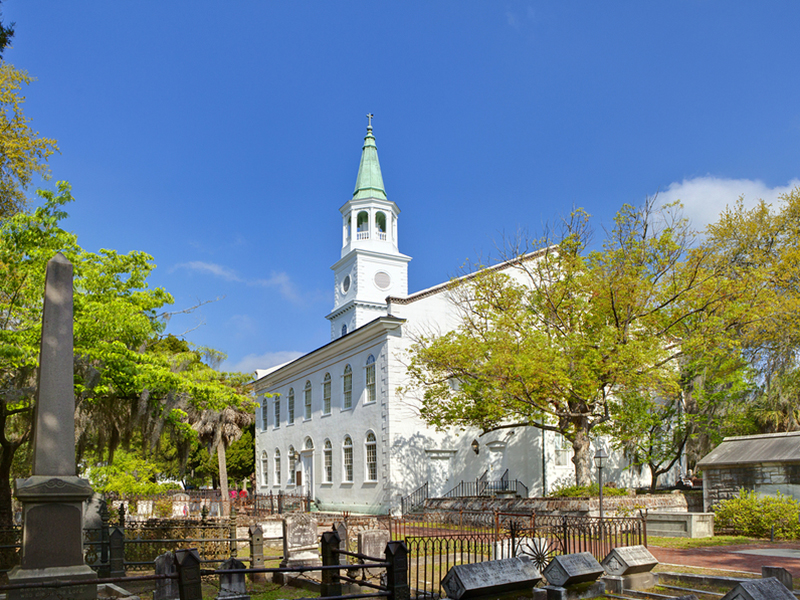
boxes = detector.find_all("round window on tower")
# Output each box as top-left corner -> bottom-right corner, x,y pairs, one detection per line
374,271 -> 391,290
342,275 -> 351,294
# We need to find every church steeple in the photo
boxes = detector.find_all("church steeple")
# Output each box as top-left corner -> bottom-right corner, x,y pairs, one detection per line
353,114 -> 387,201
327,116 -> 412,340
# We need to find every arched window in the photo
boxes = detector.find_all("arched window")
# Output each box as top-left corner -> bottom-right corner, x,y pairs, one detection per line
343,365 -> 353,409
261,451 -> 269,486
365,432 -> 377,481
341,324 -> 347,337
304,380 -> 312,420
323,373 -> 332,415
365,355 -> 376,403
305,437 -> 314,450
375,211 -> 387,240
323,440 -> 333,483
357,211 -> 369,236
289,445 -> 296,484
343,436 -> 353,483
261,397 -> 269,431
274,397 -> 280,427
287,388 -> 295,425
274,449 -> 281,485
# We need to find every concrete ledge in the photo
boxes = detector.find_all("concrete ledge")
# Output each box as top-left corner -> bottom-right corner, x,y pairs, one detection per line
645,511 -> 714,538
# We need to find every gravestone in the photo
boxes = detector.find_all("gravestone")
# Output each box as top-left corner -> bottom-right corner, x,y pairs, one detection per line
543,553 -> 604,587
762,566 -> 793,590
8,254 -> 98,599
217,557 -> 250,600
441,556 -> 542,600
274,513 -> 321,584
720,577 -> 795,600
154,552 -> 179,600
358,529 -> 391,576
601,545 -> 658,592
335,522 -> 348,563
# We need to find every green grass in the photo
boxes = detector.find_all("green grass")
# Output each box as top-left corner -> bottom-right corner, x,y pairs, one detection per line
647,535 -> 764,549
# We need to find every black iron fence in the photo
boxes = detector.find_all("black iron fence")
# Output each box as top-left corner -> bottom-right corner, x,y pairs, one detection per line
384,509 -> 646,599
401,483 -> 429,515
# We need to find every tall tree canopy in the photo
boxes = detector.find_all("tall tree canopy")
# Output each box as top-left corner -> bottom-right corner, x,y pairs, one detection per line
0,183 -> 253,524
404,200 -> 740,487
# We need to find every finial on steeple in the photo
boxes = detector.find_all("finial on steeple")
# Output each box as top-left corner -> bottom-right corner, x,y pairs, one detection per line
366,113 -> 374,130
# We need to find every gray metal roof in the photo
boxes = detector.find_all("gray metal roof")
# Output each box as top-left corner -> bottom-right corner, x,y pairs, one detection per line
697,431 -> 800,468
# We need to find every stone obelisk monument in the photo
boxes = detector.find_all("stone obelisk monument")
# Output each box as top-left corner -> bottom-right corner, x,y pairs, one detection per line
8,253 -> 97,598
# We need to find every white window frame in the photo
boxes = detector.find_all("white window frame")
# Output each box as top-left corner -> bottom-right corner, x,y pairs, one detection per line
288,445 -> 296,486
273,398 -> 280,429
323,373 -> 332,415
365,355 -> 376,404
343,365 -> 353,410
261,397 -> 269,431
287,388 -> 295,425
554,433 -> 572,467
304,381 -> 312,420
323,439 -> 333,484
274,449 -> 281,485
365,431 -> 377,482
343,435 -> 353,483
261,451 -> 269,486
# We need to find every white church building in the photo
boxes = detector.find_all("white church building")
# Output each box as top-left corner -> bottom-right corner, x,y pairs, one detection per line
252,121 -> 670,514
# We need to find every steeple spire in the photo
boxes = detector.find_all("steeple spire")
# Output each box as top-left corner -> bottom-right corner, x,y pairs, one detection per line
353,113 -> 387,200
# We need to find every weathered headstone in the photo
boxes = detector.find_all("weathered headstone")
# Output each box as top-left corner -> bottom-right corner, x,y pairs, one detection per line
8,254 -> 97,599
358,529 -> 391,576
601,545 -> 658,592
441,556 -> 542,600
154,552 -> 179,600
543,553 -> 604,587
274,513 -> 320,584
762,566 -> 793,590
720,577 -> 795,600
217,557 -> 250,600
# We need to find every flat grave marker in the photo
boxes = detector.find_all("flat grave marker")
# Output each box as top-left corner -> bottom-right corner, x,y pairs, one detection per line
441,556 -> 542,600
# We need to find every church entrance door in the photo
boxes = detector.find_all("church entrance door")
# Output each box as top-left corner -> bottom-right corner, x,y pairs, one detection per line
301,453 -> 313,499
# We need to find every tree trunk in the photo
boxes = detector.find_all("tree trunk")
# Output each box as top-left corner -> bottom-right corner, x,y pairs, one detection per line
649,463 -> 659,493
0,443 -> 15,527
571,429 -> 593,487
217,442 -> 230,516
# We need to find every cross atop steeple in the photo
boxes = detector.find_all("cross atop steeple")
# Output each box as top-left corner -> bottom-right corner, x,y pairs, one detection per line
366,113 -> 374,129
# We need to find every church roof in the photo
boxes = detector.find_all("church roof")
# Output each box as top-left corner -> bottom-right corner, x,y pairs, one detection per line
353,118 -> 387,201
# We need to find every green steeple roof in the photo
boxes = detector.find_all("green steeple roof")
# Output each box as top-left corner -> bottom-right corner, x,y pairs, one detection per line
353,118 -> 387,200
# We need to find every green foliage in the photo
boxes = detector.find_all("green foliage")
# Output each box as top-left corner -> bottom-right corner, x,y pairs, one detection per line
88,449 -> 179,496
714,489 -> 800,539
154,497 -> 173,518
0,182 -> 253,524
547,483 -> 629,498
225,425 -> 255,484
0,64 -> 58,218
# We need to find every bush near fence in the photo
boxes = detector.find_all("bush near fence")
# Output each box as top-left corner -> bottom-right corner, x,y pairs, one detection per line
714,489 -> 800,539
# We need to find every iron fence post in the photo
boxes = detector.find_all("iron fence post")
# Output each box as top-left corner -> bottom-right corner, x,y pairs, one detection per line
229,506 -> 238,557
385,540 -> 410,600
175,548 -> 203,600
109,526 -> 125,578
561,515 -> 568,555
249,524 -> 266,583
98,497 -> 110,578
278,490 -> 284,514
321,530 -> 343,598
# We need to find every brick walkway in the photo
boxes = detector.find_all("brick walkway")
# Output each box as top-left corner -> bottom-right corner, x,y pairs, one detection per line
649,542 -> 800,577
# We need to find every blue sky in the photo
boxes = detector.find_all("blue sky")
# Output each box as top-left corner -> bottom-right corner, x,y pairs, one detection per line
6,2 -> 800,374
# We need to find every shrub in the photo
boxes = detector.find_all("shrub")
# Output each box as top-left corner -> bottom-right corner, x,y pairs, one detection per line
154,497 -> 173,519
714,490 -> 800,539
547,483 -> 629,498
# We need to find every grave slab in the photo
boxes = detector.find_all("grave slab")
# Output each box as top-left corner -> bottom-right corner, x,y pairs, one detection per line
275,514 -> 321,584
542,553 -> 604,587
441,556 -> 542,600
358,529 -> 391,576
601,545 -> 657,576
720,577 -> 795,600
762,566 -> 793,590
217,557 -> 250,600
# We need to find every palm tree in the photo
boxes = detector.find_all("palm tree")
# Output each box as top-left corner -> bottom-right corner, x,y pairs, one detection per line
192,406 -> 253,515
